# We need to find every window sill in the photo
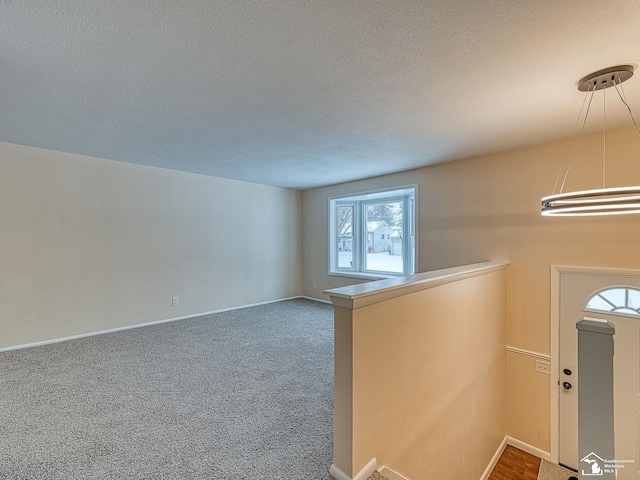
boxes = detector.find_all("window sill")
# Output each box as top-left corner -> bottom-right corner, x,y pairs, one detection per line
328,271 -> 398,281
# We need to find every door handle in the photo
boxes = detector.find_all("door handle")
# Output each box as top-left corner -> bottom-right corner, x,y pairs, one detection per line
562,381 -> 572,390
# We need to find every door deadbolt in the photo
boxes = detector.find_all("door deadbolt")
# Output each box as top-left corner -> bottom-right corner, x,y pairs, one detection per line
563,368 -> 572,376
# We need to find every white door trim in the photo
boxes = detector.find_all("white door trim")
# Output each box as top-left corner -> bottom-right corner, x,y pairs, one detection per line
550,265 -> 640,465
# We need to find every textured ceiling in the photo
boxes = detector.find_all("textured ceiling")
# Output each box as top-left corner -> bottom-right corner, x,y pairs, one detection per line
2,1 -> 640,189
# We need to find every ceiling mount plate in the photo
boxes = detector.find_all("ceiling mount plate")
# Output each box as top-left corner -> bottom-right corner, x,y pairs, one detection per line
578,65 -> 634,92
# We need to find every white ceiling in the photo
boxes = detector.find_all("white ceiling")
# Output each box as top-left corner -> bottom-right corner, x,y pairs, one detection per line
2,1 -> 640,189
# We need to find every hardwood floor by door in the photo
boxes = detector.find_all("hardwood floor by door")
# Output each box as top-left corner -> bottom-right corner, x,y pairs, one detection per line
488,445 -> 541,480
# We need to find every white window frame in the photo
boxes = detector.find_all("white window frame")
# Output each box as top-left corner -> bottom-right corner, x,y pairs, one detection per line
328,186 -> 417,279
585,287 -> 640,317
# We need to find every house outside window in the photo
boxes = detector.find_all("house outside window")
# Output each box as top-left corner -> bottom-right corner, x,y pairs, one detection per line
329,186 -> 416,277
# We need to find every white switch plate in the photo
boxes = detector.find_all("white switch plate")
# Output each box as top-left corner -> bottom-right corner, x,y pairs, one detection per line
172,296 -> 180,306
535,360 -> 550,375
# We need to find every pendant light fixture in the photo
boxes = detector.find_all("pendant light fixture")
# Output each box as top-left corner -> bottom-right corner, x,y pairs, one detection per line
541,65 -> 640,216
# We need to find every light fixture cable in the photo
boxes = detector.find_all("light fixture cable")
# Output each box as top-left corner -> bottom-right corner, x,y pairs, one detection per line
541,64 -> 640,216
614,79 -> 640,136
557,83 -> 596,194
603,82 -> 606,189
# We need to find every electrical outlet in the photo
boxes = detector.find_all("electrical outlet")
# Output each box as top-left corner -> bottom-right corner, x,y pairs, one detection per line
535,360 -> 550,375
313,282 -> 318,290
172,296 -> 180,307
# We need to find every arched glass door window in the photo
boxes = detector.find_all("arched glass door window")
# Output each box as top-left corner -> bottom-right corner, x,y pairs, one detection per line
585,287 -> 640,317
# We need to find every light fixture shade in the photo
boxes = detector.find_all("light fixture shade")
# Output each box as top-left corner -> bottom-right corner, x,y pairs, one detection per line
541,186 -> 640,216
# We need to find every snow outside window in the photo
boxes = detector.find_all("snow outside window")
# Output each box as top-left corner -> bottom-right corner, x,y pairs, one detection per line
329,187 -> 416,277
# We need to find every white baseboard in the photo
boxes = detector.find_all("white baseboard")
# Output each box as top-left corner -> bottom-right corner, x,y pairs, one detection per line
506,436 -> 551,461
0,295 -> 304,352
480,436 -> 508,480
480,436 -> 551,480
330,458 -> 377,480
300,295 -> 332,305
330,437 -> 548,480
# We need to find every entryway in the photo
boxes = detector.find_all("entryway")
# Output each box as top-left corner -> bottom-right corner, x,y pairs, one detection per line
555,266 -> 640,476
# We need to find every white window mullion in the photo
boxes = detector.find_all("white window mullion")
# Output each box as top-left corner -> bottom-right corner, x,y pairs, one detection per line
354,201 -> 363,272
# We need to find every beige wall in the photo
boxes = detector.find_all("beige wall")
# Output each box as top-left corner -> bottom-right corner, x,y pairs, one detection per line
330,266 -> 506,478
302,125 -> 640,452
0,142 -> 301,349
507,351 -> 550,450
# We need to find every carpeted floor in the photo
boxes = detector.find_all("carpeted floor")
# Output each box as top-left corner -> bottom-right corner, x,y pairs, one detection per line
0,299 -> 343,479
537,460 -> 577,480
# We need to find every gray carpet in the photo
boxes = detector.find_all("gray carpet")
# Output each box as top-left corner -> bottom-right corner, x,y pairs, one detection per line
0,299 -> 339,479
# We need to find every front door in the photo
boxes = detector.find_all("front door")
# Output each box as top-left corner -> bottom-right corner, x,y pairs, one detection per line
558,270 -> 640,473
612,305 -> 640,478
